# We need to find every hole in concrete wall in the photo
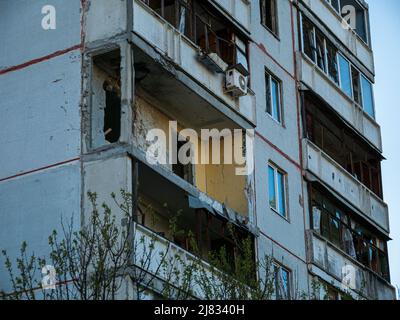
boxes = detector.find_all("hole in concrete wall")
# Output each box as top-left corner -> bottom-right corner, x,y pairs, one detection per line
173,139 -> 194,184
91,49 -> 121,147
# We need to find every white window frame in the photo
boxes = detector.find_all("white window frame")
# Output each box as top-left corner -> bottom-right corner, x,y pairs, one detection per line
268,163 -> 288,219
273,262 -> 292,300
265,71 -> 283,124
337,53 -> 354,99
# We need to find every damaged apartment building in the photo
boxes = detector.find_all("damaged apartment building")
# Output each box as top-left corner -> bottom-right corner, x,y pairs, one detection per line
0,0 -> 395,300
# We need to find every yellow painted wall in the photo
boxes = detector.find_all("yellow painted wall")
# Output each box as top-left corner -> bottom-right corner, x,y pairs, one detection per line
134,93 -> 248,217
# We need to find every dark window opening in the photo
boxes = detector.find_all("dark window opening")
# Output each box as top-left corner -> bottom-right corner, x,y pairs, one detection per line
172,139 -> 194,184
310,186 -> 390,281
103,81 -> 121,143
195,210 -> 256,277
351,66 -> 362,106
302,16 -> 315,62
260,0 -> 278,35
315,29 -> 326,72
92,49 -> 121,147
326,40 -> 339,84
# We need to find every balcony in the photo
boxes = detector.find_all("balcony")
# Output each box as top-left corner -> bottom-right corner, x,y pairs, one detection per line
306,231 -> 396,300
209,0 -> 251,32
134,222 -> 210,298
131,0 -> 256,125
303,139 -> 389,234
298,52 -> 382,151
300,0 -> 374,73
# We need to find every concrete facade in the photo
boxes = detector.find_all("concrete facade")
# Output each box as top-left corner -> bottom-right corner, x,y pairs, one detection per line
0,0 -> 395,299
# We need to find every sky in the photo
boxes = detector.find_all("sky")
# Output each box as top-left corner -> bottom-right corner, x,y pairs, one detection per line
368,0 -> 400,298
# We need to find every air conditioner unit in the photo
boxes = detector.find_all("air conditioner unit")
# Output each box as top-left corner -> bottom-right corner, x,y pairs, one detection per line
225,68 -> 248,97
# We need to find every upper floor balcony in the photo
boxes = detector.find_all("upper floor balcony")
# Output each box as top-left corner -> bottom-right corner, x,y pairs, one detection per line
299,0 -> 374,73
306,230 -> 395,300
132,0 -> 256,125
303,139 -> 389,234
297,48 -> 381,151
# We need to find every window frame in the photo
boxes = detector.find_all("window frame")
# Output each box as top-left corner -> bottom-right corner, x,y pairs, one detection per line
265,70 -> 283,124
360,74 -> 376,119
273,262 -> 292,300
300,13 -> 376,120
337,53 -> 353,98
260,0 -> 279,37
324,0 -> 370,46
268,163 -> 288,219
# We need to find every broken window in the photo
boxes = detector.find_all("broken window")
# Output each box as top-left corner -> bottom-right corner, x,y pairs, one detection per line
172,138 -> 194,184
326,40 -> 338,84
141,0 -> 248,73
305,94 -> 382,198
260,0 -> 278,35
300,14 -> 375,112
301,16 -> 316,62
351,66 -> 362,106
141,0 -> 192,38
310,186 -> 389,280
91,49 -> 121,148
315,30 -> 326,72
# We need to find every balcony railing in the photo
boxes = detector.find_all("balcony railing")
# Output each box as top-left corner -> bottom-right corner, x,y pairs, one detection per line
306,231 -> 396,300
303,139 -> 389,234
132,0 -> 256,124
298,53 -> 382,151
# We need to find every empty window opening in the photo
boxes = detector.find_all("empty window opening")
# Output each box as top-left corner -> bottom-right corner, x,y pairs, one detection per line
172,139 -> 194,184
91,50 -> 121,147
326,40 -> 338,84
351,66 -> 362,106
301,16 -> 316,62
103,81 -> 121,143
260,0 -> 278,35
